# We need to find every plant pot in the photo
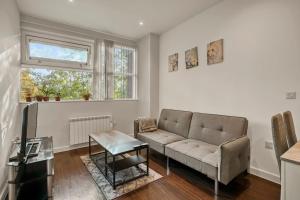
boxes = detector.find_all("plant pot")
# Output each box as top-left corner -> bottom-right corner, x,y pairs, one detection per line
25,96 -> 32,102
83,95 -> 90,101
43,96 -> 50,101
55,96 -> 61,101
36,96 -> 43,102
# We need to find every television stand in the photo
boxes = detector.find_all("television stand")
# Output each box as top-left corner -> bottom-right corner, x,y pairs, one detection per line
7,137 -> 54,200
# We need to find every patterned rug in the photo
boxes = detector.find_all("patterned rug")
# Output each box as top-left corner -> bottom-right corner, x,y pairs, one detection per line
80,154 -> 163,200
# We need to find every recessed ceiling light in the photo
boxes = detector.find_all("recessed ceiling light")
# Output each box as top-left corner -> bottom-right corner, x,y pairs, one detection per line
139,21 -> 144,26
69,0 -> 74,2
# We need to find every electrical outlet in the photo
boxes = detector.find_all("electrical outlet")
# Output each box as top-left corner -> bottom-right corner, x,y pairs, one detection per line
265,141 -> 273,150
286,92 -> 296,99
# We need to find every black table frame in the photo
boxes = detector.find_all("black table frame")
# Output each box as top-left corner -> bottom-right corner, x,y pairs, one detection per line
88,135 -> 149,189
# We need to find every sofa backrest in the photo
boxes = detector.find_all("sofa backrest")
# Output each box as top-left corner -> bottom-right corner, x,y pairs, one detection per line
188,112 -> 248,146
158,109 -> 193,138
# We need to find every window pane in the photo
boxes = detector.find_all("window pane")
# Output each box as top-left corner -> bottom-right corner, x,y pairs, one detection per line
113,46 -> 134,74
29,41 -> 88,63
113,75 -> 133,99
110,45 -> 136,100
20,68 -> 92,101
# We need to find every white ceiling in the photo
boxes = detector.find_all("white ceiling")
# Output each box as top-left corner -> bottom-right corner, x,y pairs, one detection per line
16,0 -> 221,40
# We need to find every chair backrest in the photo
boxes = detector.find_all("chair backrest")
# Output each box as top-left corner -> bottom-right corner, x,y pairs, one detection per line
271,114 -> 289,172
283,111 -> 297,148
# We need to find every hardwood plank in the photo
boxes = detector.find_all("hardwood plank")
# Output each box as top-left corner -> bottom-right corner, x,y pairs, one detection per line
53,147 -> 280,200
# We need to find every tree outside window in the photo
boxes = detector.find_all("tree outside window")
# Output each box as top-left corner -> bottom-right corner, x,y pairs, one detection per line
20,68 -> 92,101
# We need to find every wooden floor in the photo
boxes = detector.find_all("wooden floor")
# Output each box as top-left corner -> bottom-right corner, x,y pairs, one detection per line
53,147 -> 280,200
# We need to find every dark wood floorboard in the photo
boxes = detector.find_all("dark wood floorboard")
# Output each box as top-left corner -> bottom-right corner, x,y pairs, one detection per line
53,147 -> 280,200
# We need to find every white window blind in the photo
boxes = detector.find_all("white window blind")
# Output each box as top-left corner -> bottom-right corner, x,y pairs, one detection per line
104,40 -> 137,100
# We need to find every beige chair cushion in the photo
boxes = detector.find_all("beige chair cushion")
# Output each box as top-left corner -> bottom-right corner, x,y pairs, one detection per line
137,129 -> 186,154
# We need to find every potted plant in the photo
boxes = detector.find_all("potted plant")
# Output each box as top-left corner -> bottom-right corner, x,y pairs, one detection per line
53,85 -> 62,101
82,90 -> 91,101
55,92 -> 61,101
35,91 -> 44,102
24,88 -> 32,102
42,89 -> 51,101
39,83 -> 52,102
25,94 -> 32,102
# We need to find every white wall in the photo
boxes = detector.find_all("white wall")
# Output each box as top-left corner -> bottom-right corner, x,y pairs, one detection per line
149,34 -> 160,118
34,101 -> 138,150
159,0 -> 300,183
138,33 -> 159,118
17,15 -> 140,151
138,35 -> 150,116
0,0 -> 20,198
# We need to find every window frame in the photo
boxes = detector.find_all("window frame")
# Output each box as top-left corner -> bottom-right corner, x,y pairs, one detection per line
109,44 -> 138,100
22,32 -> 94,71
19,30 -> 139,102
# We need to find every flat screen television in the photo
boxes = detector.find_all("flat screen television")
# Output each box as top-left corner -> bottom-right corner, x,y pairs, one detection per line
19,103 -> 38,161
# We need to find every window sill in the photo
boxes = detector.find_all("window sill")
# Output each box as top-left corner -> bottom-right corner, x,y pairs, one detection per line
19,99 -> 139,104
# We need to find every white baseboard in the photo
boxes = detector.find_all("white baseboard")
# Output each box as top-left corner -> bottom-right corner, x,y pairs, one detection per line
249,166 -> 280,184
0,183 -> 8,200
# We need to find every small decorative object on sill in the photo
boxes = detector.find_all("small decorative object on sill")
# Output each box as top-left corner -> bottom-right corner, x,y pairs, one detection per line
82,89 -> 91,101
43,96 -> 50,101
55,92 -> 61,101
55,96 -> 61,101
39,81 -> 53,102
25,96 -> 32,102
36,95 -> 43,102
24,88 -> 33,102
83,93 -> 91,101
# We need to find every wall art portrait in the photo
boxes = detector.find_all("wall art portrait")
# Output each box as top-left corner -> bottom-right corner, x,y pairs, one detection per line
168,53 -> 178,72
207,39 -> 224,65
185,47 -> 198,69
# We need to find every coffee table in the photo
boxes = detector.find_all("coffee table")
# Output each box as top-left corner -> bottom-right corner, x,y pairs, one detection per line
88,130 -> 149,189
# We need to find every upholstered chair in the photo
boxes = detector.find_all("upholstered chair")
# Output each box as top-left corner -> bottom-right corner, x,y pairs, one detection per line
283,111 -> 298,148
271,114 -> 289,172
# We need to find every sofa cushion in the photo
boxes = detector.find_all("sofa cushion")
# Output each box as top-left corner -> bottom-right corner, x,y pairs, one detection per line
137,129 -> 186,154
158,109 -> 193,138
188,113 -> 248,146
165,139 -> 219,178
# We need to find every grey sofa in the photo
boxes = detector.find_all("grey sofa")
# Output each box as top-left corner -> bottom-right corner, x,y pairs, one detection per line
134,109 -> 250,195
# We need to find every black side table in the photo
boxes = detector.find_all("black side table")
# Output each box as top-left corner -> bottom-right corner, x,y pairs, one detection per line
7,137 -> 54,200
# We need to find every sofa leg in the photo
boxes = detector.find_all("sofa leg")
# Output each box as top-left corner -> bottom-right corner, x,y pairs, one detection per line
214,166 -> 219,196
214,179 -> 219,196
166,157 -> 170,175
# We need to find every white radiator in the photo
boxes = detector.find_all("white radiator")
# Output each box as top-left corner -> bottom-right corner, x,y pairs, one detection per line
69,115 -> 113,145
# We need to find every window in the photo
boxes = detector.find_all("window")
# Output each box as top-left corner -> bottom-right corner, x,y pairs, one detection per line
24,35 -> 93,69
29,41 -> 88,63
104,43 -> 137,100
20,31 -> 137,102
20,68 -> 92,101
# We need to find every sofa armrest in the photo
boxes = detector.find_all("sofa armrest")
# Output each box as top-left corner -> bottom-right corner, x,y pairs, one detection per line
219,136 -> 250,185
134,119 -> 158,138
134,120 -> 139,138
